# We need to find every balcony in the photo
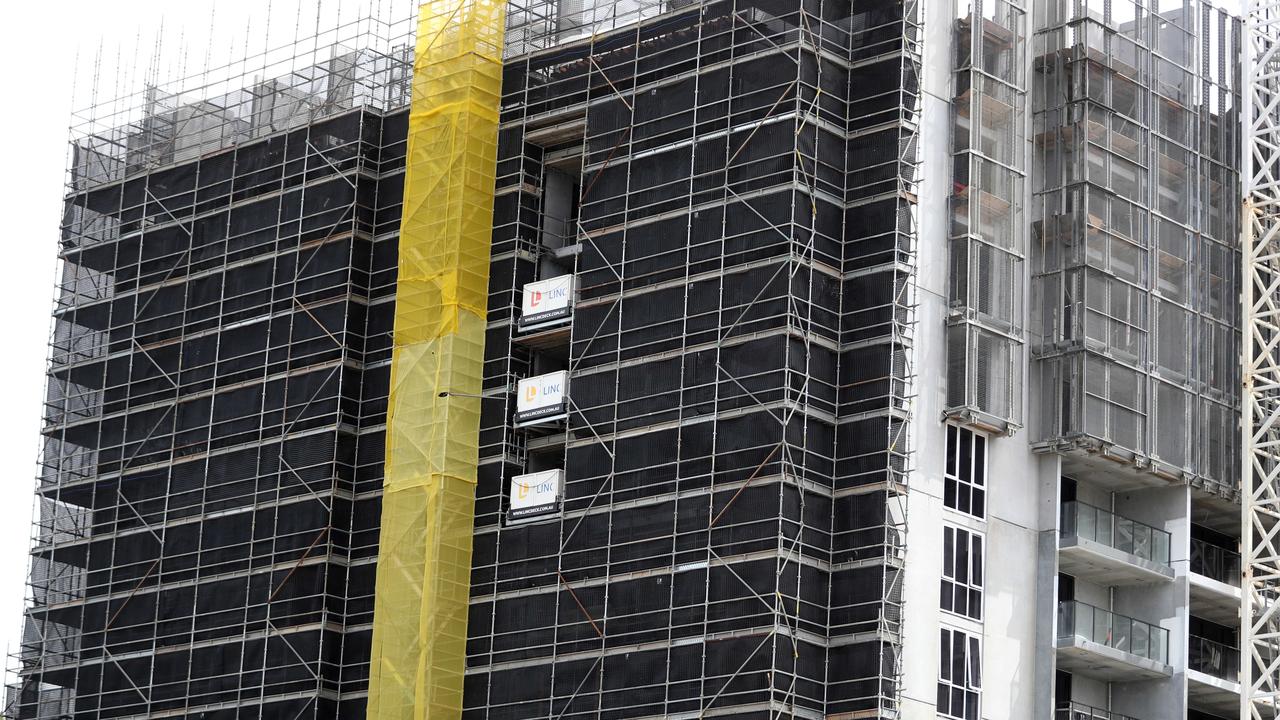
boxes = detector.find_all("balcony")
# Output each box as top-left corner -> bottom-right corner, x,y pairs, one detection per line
1055,703 -> 1138,720
1188,538 -> 1242,626
1192,538 -> 1241,585
1055,601 -> 1173,681
1058,502 -> 1174,586
1187,635 -> 1240,716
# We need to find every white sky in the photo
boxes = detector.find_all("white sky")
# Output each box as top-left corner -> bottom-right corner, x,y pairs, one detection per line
0,0 -> 412,675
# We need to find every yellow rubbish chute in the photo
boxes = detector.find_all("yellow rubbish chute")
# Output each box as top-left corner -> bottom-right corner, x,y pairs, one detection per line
365,1 -> 504,718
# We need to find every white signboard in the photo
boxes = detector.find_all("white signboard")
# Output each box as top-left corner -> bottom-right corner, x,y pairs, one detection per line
508,469 -> 564,522
519,274 -> 574,330
515,370 -> 568,424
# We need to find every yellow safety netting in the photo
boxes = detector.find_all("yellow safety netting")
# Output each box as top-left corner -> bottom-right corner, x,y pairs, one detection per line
365,1 -> 504,719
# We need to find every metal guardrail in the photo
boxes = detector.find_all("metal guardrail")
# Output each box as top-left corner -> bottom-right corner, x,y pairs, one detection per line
1054,702 -> 1138,720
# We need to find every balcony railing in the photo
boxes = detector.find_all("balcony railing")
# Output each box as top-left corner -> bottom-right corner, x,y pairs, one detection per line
1057,600 -> 1169,664
1188,635 -> 1239,682
1061,501 -> 1171,566
1055,703 -> 1138,720
1190,537 -> 1241,587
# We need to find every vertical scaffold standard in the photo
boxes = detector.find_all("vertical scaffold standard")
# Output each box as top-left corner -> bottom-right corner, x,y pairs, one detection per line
365,1 -> 505,719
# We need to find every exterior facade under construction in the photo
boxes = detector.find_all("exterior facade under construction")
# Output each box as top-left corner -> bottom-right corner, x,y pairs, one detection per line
6,1 -> 1261,719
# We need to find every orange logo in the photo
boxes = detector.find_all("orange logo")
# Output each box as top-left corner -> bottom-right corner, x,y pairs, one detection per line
525,385 -> 538,402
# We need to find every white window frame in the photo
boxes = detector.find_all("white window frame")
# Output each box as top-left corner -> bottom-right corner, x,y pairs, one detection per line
941,525 -> 985,621
944,424 -> 988,518
938,626 -> 982,720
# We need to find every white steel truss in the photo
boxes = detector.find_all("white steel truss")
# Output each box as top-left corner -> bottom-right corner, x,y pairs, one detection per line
1244,2 -> 1280,717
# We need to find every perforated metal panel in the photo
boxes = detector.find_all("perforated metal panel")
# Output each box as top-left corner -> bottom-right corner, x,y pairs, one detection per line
945,0 -> 1029,432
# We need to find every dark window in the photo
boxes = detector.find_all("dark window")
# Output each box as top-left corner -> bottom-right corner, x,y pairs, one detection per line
1058,573 -> 1075,602
945,425 -> 987,518
938,627 -> 981,720
941,526 -> 984,620
1054,669 -> 1072,709
1060,476 -> 1077,503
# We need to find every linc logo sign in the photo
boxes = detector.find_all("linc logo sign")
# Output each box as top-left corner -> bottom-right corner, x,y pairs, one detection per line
509,469 -> 564,522
515,371 -> 568,425
519,275 -> 574,330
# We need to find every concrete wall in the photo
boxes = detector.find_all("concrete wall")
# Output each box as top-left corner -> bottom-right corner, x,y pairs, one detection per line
897,0 -> 952,710
900,2 -> 1050,717
1112,484 -> 1190,719
904,2 -> 1204,718
904,0 -> 1242,716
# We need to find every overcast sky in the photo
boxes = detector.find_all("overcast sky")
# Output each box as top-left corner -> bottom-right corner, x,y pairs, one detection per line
0,0 -> 413,676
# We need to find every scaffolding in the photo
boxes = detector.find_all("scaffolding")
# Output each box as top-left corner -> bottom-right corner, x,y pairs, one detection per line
68,10 -> 419,194
366,0 -> 505,718
11,0 -> 924,718
468,0 -> 920,716
10,7 -> 421,718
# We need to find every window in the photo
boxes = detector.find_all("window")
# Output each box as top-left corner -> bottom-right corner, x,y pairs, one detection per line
942,526 -> 984,620
938,627 -> 982,720
945,425 -> 987,517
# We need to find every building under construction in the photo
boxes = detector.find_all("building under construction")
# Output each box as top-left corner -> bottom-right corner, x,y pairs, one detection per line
7,0 -> 1275,719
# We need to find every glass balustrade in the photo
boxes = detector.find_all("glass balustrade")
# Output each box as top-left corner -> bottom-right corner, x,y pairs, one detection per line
1057,600 -> 1168,664
1061,501 -> 1171,566
1188,635 -> 1239,681
1190,537 -> 1241,586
